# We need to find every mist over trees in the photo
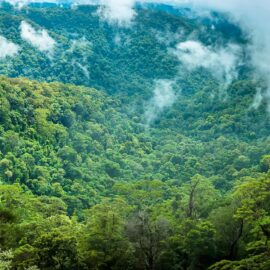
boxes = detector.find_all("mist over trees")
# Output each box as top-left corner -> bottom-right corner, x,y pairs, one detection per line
0,2 -> 270,270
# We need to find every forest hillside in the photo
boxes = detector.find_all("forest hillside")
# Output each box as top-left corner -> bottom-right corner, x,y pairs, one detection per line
0,2 -> 270,269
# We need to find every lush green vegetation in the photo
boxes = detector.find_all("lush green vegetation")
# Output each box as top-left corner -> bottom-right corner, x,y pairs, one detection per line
0,76 -> 270,269
0,3 -> 270,270
0,3 -> 243,96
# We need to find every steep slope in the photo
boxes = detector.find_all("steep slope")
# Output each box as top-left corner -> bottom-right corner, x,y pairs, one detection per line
0,3 -> 243,94
1,76 -> 269,210
0,3 -> 270,269
0,4 -> 267,140
0,75 -> 270,270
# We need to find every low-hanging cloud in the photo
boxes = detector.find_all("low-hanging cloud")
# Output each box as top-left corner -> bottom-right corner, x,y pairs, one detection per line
251,87 -> 263,110
67,38 -> 92,79
91,0 -> 270,110
0,36 -> 20,59
187,0 -> 270,111
72,0 -> 137,26
3,0 -> 270,109
20,21 -> 56,56
173,40 -> 241,89
96,0 -> 136,26
144,79 -> 177,124
76,0 -> 270,109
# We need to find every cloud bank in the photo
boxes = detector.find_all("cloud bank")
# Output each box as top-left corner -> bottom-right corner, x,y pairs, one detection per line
186,0 -> 270,111
89,0 -> 270,109
173,40 -> 241,89
82,0 -> 270,109
144,80 -> 177,124
20,21 -> 56,56
0,36 -> 20,59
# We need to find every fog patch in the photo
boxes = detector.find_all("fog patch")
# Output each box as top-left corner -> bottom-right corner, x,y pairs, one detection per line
154,28 -> 185,47
172,40 -> 241,90
251,88 -> 263,110
187,0 -> 270,111
96,0 -> 136,27
20,21 -> 56,56
144,80 -> 177,125
67,37 -> 92,79
0,36 -> 20,59
69,38 -> 92,61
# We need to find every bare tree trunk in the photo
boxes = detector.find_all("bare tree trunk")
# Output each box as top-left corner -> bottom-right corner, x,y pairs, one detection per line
228,219 -> 244,260
187,179 -> 200,218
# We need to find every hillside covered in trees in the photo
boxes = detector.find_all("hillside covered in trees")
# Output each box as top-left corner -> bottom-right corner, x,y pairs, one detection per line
0,2 -> 270,270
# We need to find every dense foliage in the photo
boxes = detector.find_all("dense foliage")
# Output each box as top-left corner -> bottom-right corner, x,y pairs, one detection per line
0,76 -> 269,269
0,3 -> 270,270
0,3 -> 244,95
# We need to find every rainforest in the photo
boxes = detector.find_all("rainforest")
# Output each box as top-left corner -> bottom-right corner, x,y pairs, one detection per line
0,1 -> 270,269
